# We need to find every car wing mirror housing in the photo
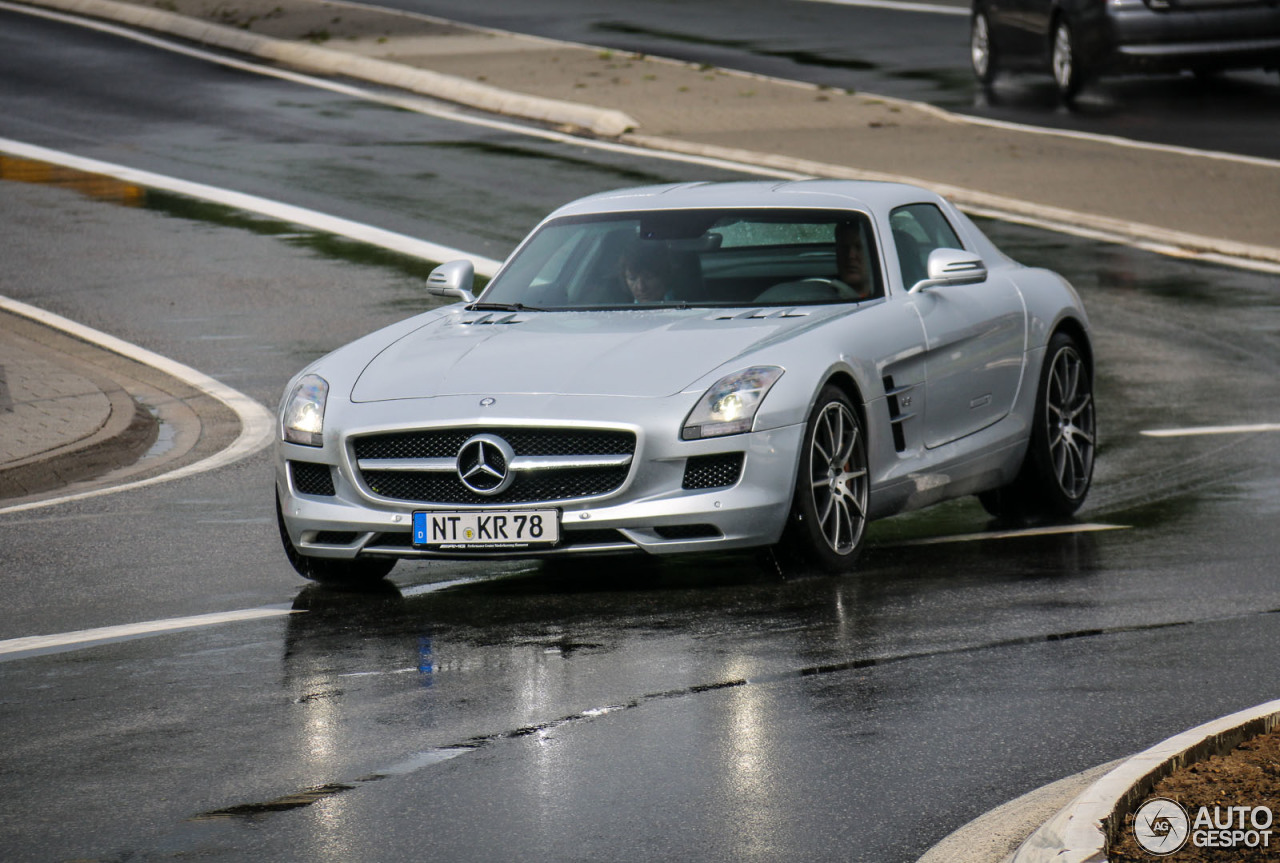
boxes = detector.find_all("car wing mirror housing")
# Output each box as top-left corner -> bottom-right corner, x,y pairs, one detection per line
427,260 -> 477,303
909,248 -> 988,293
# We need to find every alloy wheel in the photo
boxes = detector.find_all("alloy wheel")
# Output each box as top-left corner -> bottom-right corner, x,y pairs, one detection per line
807,400 -> 869,555
1045,344 -> 1095,500
1052,22 -> 1076,96
971,14 -> 992,81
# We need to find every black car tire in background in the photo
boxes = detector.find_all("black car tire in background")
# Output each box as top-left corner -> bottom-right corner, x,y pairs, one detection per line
971,9 -> 999,86
275,492 -> 397,585
1051,16 -> 1087,102
980,331 -> 1096,521
781,385 -> 870,572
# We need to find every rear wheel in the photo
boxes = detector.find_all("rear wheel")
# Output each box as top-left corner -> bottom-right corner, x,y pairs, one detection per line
1051,18 -> 1085,102
779,386 -> 870,572
276,492 -> 396,585
971,10 -> 999,86
980,332 -> 1095,520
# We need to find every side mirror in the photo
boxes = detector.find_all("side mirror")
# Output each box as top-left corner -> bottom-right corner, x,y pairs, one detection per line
908,248 -> 988,293
426,260 -> 477,303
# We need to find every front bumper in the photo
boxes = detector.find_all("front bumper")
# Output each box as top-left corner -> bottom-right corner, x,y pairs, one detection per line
276,411 -> 804,561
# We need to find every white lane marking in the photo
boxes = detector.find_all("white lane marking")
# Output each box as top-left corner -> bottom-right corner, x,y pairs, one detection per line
797,0 -> 969,15
1142,423 -> 1280,438
0,136 -> 503,277
888,522 -> 1130,547
0,2 -> 786,181
8,0 -> 1280,273
0,294 -> 277,516
0,605 -> 299,660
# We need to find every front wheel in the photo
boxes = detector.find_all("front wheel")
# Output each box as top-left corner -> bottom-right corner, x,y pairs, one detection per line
981,332 -> 1096,520
276,492 -> 396,586
779,386 -> 870,572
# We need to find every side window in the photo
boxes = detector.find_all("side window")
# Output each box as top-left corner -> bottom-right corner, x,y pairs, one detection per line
889,204 -> 964,289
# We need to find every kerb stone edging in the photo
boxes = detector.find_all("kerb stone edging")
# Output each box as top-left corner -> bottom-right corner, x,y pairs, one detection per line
1009,698 -> 1280,863
20,0 -> 639,137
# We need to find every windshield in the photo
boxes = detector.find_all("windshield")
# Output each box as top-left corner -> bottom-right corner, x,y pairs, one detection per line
480,208 -> 883,310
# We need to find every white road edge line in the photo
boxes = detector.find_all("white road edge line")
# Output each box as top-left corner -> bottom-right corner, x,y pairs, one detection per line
888,522 -> 1130,547
0,136 -> 504,276
1141,423 -> 1280,438
10,0 -> 1280,276
0,292 -> 278,516
0,605 -> 299,660
0,1 -> 796,181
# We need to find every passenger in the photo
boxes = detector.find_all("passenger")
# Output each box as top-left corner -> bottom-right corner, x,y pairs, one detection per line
621,243 -> 675,303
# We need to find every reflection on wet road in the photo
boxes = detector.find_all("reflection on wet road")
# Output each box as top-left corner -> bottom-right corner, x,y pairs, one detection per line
2,7 -> 1280,861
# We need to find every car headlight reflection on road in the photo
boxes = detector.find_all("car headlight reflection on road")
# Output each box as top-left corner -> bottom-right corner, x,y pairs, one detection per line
281,374 -> 329,447
682,366 -> 784,440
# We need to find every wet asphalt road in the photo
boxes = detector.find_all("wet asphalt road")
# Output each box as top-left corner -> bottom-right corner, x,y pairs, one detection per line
392,0 -> 1280,160
2,7 -> 1280,862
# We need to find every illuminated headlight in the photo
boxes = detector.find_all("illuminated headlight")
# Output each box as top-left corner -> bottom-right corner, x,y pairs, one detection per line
682,366 -> 784,440
281,374 -> 329,447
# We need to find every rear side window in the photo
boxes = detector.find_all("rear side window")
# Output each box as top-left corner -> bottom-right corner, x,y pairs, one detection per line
890,204 -> 964,289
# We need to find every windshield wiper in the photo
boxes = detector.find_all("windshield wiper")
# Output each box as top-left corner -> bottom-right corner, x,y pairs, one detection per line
467,302 -> 546,312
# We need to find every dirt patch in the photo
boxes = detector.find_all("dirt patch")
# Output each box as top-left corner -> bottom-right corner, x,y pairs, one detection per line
1109,728 -> 1280,862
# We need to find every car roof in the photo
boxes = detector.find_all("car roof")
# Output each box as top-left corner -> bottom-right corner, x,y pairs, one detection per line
548,179 -> 944,219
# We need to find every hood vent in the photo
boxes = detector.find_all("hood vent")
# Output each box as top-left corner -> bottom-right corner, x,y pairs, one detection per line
713,308 -> 810,321
460,313 -> 524,326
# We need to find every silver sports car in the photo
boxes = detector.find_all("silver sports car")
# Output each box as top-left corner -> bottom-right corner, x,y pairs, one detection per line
276,180 -> 1095,583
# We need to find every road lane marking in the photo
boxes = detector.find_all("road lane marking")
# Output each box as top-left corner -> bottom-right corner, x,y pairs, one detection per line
9,0 -> 1280,276
1142,423 -> 1280,438
0,292 -> 277,516
0,136 -> 503,276
0,605 -> 299,662
887,522 -> 1130,547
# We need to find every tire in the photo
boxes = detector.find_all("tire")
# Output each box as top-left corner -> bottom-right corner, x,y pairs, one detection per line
1051,18 -> 1084,102
980,332 -> 1096,520
779,386 -> 870,572
276,492 -> 396,585
971,10 -> 999,86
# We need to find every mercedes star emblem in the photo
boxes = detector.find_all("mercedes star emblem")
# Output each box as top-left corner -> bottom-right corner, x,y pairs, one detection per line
457,434 -> 516,495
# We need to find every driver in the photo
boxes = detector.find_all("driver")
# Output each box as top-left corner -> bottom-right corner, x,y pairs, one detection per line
834,221 -> 872,299
621,243 -> 675,303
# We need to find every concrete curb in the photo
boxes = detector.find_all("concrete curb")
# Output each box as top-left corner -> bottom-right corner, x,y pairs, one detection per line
20,0 -> 639,138
621,134 -> 1280,274
0,294 -> 275,516
1009,698 -> 1280,863
15,0 -> 1280,274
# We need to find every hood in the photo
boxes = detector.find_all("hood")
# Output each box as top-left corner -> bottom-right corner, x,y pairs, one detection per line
350,307 -> 822,402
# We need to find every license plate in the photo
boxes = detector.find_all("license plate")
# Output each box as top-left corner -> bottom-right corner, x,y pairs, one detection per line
413,509 -> 560,549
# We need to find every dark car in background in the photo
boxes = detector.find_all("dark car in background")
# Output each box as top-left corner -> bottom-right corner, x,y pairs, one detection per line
970,0 -> 1280,100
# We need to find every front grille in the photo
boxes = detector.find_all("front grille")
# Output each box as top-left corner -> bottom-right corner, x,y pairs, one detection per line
290,461 -> 336,496
354,429 -> 634,460
361,467 -> 631,505
682,453 -> 745,490
354,428 -> 636,506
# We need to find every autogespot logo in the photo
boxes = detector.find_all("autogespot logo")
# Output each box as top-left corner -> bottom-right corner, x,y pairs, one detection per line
1134,798 -> 1190,856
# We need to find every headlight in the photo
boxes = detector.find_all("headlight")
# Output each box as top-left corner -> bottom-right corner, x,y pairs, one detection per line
281,374 -> 329,447
682,366 -> 784,440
